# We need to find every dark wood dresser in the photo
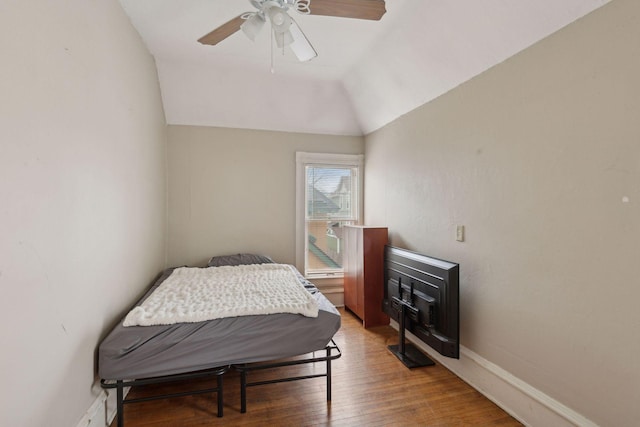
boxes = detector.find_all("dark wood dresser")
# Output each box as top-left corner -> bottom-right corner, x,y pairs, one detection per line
343,225 -> 389,328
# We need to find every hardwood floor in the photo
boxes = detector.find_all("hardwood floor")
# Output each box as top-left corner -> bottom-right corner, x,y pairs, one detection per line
113,308 -> 522,426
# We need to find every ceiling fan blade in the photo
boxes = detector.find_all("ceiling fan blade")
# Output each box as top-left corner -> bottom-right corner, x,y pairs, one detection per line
198,14 -> 246,46
289,18 -> 317,62
307,0 -> 386,21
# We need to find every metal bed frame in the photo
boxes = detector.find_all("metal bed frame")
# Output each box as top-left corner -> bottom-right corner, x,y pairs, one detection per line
98,259 -> 342,425
100,365 -> 229,427
235,339 -> 342,413
99,340 -> 341,425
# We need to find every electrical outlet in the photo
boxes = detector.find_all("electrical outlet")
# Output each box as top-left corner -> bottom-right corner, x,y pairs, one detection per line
456,225 -> 465,242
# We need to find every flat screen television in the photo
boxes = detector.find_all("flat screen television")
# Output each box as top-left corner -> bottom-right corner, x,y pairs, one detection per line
382,246 -> 459,366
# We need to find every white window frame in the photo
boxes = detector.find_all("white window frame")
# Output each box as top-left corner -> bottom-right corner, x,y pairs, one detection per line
295,152 -> 364,278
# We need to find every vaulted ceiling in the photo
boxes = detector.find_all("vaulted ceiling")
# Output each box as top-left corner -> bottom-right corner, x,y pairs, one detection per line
119,0 -> 609,136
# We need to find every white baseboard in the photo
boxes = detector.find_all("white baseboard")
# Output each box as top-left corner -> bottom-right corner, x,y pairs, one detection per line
75,390 -> 107,427
76,384 -> 130,427
391,321 -> 598,427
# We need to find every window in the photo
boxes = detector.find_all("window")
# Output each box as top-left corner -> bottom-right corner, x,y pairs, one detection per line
296,152 -> 364,278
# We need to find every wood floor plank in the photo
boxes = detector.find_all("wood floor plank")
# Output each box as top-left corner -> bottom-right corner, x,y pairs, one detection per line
112,308 -> 522,426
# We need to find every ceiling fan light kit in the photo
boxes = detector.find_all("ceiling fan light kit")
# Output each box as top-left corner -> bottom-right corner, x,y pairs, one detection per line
198,0 -> 386,65
268,5 -> 293,28
240,13 -> 266,41
288,17 -> 317,61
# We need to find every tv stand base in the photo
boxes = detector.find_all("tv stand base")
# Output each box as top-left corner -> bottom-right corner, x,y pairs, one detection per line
388,344 -> 435,368
389,295 -> 435,368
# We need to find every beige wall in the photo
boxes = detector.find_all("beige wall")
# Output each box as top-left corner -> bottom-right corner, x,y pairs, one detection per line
3,0 -> 636,425
0,1 -> 167,426
167,125 -> 364,267
364,1 -> 639,425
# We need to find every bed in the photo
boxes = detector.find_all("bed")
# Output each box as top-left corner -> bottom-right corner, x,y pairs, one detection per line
99,254 -> 342,426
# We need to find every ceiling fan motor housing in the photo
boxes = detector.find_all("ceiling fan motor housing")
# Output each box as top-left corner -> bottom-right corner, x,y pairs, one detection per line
251,0 -> 310,14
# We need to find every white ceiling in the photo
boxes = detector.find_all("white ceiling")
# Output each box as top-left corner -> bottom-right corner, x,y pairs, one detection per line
119,0 -> 609,136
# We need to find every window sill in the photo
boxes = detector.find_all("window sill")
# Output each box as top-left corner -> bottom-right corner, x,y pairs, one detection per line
306,272 -> 344,280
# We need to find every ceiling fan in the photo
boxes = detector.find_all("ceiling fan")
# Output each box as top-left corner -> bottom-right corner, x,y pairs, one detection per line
198,0 -> 386,62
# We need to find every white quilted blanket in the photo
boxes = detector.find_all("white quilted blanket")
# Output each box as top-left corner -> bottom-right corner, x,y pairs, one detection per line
123,264 -> 319,327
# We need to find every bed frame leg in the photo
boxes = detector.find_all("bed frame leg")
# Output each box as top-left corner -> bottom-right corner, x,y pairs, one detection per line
240,370 -> 247,413
217,373 -> 224,417
326,346 -> 332,401
116,380 -> 124,427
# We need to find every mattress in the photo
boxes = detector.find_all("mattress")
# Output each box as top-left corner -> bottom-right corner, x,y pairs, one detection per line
98,264 -> 341,380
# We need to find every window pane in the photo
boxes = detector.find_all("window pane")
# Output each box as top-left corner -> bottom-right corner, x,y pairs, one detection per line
306,166 -> 357,221
305,165 -> 358,274
306,220 -> 354,274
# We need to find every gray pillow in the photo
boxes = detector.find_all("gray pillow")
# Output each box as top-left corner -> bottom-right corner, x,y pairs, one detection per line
207,253 -> 274,267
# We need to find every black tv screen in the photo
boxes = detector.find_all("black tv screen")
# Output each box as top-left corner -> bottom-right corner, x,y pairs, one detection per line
383,246 -> 460,359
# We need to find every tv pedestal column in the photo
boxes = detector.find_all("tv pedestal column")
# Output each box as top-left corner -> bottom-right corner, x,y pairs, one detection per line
388,293 -> 435,368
